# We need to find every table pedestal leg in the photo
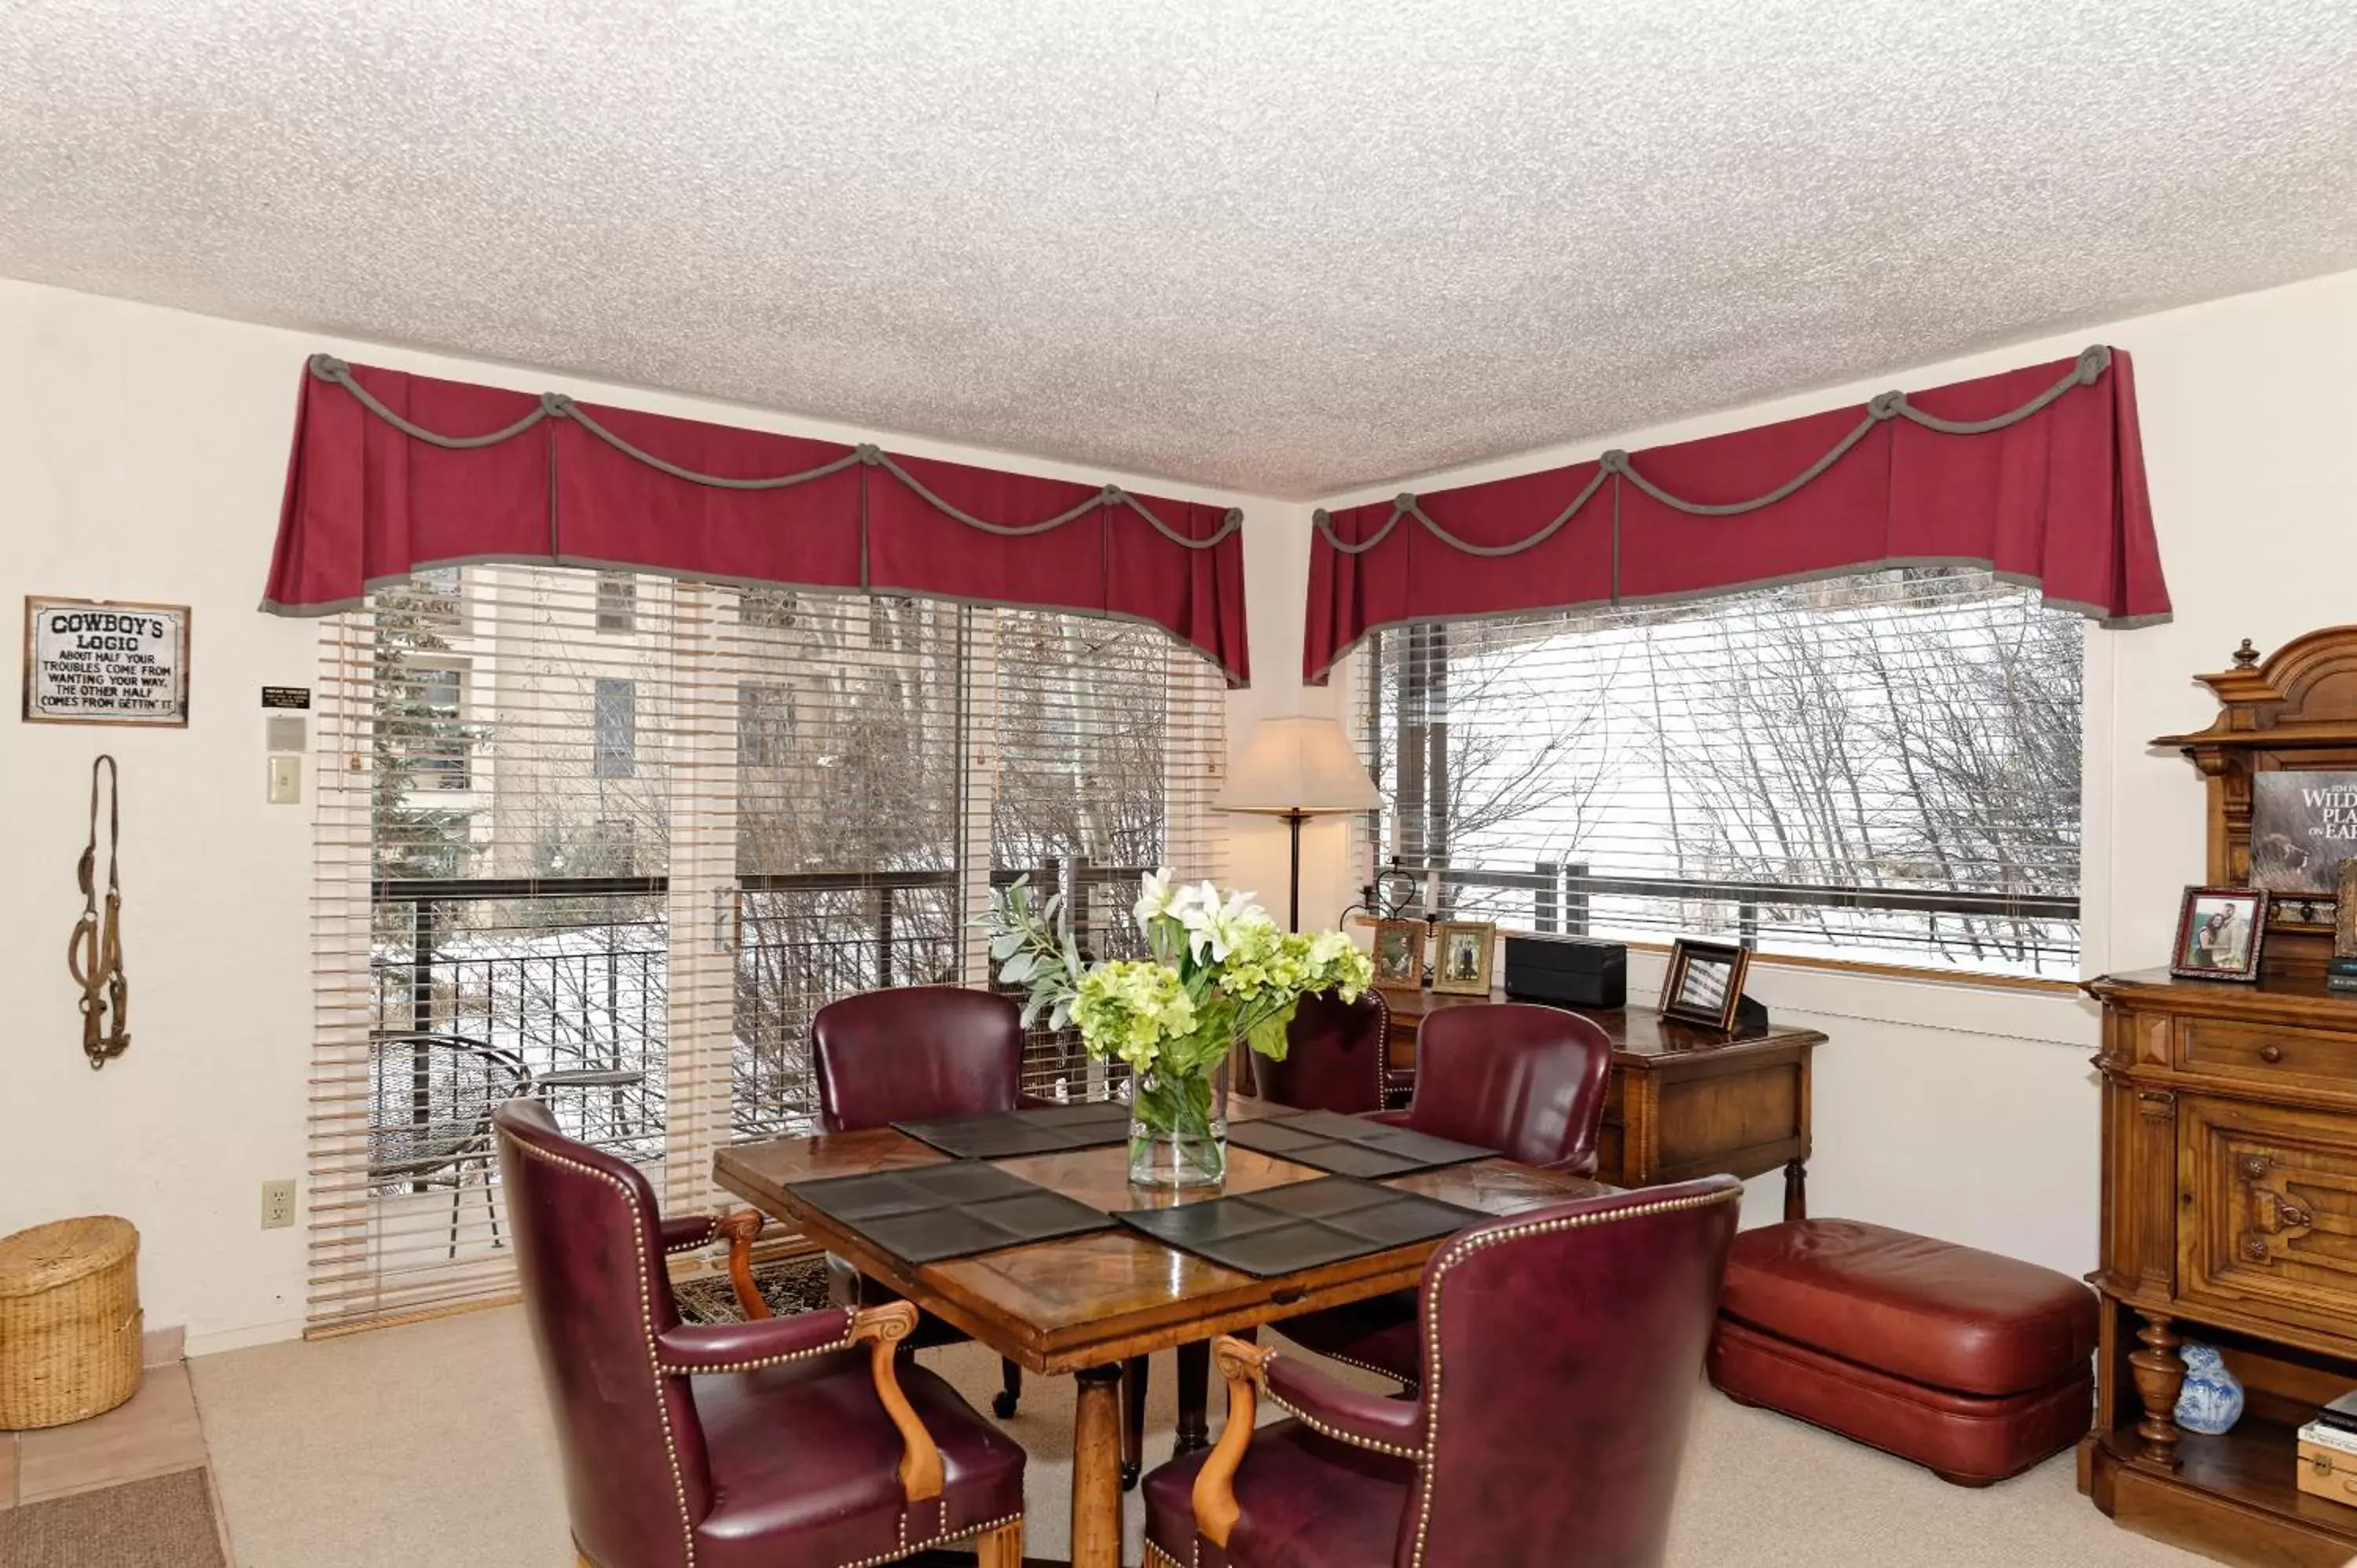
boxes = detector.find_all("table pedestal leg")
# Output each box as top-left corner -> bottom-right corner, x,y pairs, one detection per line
1783,1159 -> 1807,1222
1174,1339 -> 1211,1456
1072,1364 -> 1125,1568
1120,1355 -> 1148,1489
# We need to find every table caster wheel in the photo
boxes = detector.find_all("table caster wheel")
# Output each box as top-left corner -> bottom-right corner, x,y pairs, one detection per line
1120,1461 -> 1141,1492
992,1390 -> 1020,1420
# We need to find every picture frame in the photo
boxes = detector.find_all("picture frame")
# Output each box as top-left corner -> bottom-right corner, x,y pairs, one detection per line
2170,885 -> 2269,982
1661,937 -> 1751,1031
1370,918 -> 1428,989
23,595 -> 192,727
2249,771 -> 2357,895
1430,920 -> 1497,995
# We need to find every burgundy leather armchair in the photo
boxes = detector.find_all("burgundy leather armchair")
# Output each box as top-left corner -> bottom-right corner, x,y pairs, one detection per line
1274,1002 -> 1615,1385
1378,1002 -> 1615,1171
812,985 -> 1031,1134
493,1099 -> 1025,1568
1143,1177 -> 1742,1568
1253,990 -> 1398,1115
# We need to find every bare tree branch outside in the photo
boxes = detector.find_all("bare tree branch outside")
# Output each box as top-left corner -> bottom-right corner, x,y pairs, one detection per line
1363,568 -> 2082,976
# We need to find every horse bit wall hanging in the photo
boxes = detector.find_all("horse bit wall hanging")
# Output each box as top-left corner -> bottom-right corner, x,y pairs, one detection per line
68,754 -> 130,1068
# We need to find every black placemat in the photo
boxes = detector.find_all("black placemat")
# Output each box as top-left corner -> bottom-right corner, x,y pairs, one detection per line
1114,1176 -> 1482,1277
890,1100 -> 1135,1160
786,1161 -> 1116,1265
1226,1108 -> 1496,1178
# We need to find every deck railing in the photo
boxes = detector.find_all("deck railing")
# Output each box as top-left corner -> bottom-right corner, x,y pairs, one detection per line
370,859 -> 1157,1156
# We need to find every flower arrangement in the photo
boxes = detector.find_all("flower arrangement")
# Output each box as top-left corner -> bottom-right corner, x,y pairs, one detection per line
981,870 -> 1373,1186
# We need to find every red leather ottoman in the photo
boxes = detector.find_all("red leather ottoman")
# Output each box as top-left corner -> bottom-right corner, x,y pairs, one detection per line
1707,1219 -> 2097,1486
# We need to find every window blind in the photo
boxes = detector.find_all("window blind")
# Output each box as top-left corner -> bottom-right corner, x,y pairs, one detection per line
1358,568 -> 2082,978
308,568 -> 1226,1333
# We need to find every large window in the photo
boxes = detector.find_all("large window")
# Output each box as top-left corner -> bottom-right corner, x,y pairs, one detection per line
307,567 -> 1226,1330
1361,568 -> 2082,977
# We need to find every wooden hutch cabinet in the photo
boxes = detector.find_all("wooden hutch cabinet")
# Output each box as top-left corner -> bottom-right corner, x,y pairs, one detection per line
2084,628 -> 2357,1565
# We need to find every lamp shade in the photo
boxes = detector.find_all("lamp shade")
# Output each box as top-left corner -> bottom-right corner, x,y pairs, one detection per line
1216,716 -> 1380,816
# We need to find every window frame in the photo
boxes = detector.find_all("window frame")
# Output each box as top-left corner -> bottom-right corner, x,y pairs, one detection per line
592,675 -> 638,780
595,571 -> 638,633
405,657 -> 473,792
1355,573 -> 2085,989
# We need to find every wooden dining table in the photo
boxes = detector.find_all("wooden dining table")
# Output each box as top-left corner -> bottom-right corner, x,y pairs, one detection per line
713,1097 -> 1610,1568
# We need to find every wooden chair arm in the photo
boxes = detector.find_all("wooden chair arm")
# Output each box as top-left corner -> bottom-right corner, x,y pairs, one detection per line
850,1302 -> 944,1503
713,1209 -> 771,1320
1192,1335 -> 1272,1548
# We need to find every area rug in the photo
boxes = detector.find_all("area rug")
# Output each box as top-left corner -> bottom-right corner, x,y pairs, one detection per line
6,1466 -> 229,1568
672,1251 -> 834,1322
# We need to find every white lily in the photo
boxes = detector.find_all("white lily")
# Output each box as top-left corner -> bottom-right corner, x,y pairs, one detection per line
1181,886 -> 1269,964
1133,868 -> 1178,936
1166,878 -> 1221,930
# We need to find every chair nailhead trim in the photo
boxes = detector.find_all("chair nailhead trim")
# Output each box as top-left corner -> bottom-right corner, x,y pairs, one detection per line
1314,1346 -> 1418,1389
1146,1540 -> 1191,1568
1263,1385 -> 1424,1460
1405,1185 -> 1741,1568
835,1510 -> 1024,1568
656,1328 -> 855,1376
1259,1348 -> 1423,1459
508,1136 -> 700,1568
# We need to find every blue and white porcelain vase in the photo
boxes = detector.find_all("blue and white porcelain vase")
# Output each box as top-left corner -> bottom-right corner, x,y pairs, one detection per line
2174,1343 -> 2244,1435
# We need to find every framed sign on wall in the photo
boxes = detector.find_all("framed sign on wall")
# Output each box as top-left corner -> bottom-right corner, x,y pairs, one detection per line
23,597 -> 192,727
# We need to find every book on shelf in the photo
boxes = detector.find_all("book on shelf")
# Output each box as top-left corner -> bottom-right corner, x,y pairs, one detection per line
2300,1418 -> 2357,1456
2319,1388 -> 2357,1434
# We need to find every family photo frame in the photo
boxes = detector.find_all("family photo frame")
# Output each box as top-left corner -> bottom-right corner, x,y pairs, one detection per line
1661,937 -> 1752,1031
1371,918 -> 1428,988
2169,885 -> 2268,982
1430,920 -> 1497,995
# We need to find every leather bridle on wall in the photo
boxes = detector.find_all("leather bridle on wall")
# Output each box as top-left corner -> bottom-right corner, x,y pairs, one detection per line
69,754 -> 130,1069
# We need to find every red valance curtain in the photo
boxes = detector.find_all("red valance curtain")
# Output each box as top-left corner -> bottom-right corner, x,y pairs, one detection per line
1303,346 -> 2168,684
266,356 -> 1252,686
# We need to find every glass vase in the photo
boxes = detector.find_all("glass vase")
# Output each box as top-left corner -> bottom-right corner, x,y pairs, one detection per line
1127,1057 -> 1231,1189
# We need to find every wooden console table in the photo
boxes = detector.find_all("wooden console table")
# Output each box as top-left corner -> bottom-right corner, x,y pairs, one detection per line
1377,987 -> 1820,1219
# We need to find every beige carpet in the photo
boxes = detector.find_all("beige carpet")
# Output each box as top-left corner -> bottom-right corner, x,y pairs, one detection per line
189,1306 -> 2205,1568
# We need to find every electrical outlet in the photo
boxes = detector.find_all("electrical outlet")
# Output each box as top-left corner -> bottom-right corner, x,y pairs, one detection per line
261,1178 -> 297,1229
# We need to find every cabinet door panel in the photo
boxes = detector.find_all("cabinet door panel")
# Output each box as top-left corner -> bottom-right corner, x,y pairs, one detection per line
2180,1094 -> 2357,1328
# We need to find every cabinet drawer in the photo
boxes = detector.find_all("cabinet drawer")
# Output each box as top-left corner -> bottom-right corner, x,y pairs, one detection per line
2176,1019 -> 2357,1086
2179,1094 -> 2357,1328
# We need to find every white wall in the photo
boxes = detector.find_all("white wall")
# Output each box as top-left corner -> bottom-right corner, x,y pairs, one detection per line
0,278 -> 1263,1351
8,264 -> 2356,1346
1254,266 -> 2357,1269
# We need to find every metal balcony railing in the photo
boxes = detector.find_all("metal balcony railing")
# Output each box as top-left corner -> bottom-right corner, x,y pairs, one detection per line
369,859 -> 1160,1157
1384,857 -> 2080,968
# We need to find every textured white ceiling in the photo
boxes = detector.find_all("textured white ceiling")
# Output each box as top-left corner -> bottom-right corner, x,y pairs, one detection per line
3,2 -> 2355,498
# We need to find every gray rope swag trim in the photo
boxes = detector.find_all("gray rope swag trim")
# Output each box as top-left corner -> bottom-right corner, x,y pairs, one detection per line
1312,344 -> 2113,559
306,354 -> 1244,550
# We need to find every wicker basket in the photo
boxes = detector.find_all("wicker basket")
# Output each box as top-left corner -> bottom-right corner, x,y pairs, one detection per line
0,1215 -> 142,1428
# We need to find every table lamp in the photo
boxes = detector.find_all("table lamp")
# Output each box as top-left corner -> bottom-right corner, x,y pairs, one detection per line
1215,716 -> 1381,930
